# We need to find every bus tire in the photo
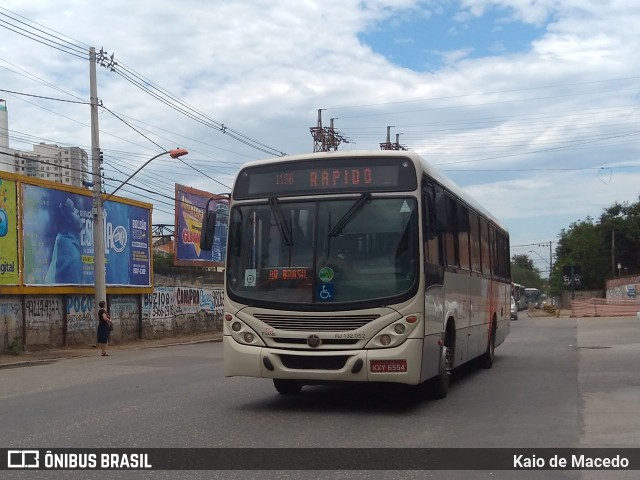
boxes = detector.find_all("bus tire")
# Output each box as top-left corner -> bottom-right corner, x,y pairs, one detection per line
479,321 -> 496,369
273,379 -> 302,395
430,330 -> 454,399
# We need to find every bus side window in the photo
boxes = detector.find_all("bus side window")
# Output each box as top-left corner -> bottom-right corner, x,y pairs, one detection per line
469,211 -> 481,272
496,230 -> 509,279
458,202 -> 470,270
489,225 -> 498,277
444,195 -> 459,268
480,217 -> 491,276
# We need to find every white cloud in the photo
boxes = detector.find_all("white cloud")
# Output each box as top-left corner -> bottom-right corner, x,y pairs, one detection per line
0,0 -> 638,244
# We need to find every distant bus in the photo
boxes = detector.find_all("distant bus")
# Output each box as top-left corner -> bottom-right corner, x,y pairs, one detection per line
201,150 -> 511,398
511,283 -> 526,310
524,288 -> 541,309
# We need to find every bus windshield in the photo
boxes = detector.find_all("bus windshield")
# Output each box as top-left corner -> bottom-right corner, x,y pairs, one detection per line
226,196 -> 418,306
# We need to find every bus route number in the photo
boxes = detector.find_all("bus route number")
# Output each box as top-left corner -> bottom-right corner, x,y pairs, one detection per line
275,173 -> 294,185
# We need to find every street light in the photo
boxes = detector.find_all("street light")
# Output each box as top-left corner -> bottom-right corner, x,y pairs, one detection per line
529,250 -> 549,275
93,148 -> 189,309
103,148 -> 188,202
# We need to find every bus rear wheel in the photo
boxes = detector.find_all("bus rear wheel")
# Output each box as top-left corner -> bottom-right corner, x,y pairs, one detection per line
273,379 -> 302,395
479,322 -> 496,369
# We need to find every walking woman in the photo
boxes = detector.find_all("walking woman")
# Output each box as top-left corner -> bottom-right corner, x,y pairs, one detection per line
97,300 -> 113,356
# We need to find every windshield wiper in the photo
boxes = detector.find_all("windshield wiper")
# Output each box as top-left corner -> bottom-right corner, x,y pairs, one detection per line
268,197 -> 293,246
328,193 -> 372,237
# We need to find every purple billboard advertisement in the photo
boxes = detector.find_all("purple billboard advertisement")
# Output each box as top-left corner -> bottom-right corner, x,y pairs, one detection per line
174,184 -> 228,267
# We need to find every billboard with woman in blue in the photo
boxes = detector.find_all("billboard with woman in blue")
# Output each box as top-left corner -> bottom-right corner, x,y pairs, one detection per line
22,183 -> 151,287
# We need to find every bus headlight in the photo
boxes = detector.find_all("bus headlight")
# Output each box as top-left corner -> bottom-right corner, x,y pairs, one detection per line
225,317 -> 265,346
366,315 -> 421,348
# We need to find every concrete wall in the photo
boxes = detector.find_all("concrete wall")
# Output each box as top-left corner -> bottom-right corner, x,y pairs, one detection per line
0,296 -> 22,353
606,275 -> 639,302
0,270 -> 224,354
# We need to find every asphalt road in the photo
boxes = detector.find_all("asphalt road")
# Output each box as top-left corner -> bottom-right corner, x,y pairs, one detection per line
1,315 -> 639,480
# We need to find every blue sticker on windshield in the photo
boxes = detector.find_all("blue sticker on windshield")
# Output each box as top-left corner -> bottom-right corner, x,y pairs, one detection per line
317,283 -> 334,301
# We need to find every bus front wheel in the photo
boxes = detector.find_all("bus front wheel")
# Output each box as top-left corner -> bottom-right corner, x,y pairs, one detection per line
273,379 -> 302,395
430,334 -> 453,399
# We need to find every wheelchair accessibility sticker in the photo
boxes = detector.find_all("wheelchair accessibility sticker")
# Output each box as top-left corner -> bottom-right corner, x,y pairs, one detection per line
317,283 -> 334,301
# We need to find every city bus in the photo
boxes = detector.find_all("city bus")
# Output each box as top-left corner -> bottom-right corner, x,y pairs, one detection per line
524,287 -> 541,309
200,150 -> 511,397
511,282 -> 526,310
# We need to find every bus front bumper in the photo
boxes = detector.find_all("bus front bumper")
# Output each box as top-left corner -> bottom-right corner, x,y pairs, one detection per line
223,335 -> 424,385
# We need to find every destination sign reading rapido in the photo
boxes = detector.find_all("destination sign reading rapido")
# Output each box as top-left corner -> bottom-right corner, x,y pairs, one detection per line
233,156 -> 417,199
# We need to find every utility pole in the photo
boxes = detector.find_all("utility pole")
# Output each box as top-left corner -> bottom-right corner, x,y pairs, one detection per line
89,46 -> 106,308
534,241 -> 553,278
611,229 -> 615,277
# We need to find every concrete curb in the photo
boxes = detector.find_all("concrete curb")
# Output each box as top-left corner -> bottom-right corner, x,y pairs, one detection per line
0,336 -> 222,370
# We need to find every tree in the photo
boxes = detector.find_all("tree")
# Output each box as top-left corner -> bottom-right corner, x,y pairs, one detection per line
511,254 -> 544,290
551,196 -> 640,292
153,251 -> 174,269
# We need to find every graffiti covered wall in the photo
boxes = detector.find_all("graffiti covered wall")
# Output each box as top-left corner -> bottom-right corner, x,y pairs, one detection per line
110,295 -> 139,342
0,297 -> 22,352
0,285 -> 223,354
141,285 -> 224,338
606,275 -> 640,302
65,295 -> 95,344
24,296 -> 64,347
142,285 -> 176,338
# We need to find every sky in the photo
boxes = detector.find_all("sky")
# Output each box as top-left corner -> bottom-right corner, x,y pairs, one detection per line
1,0 -> 639,275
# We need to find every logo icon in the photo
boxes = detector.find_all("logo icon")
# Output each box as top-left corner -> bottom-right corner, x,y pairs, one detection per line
8,450 -> 40,468
307,334 -> 322,348
318,267 -> 334,282
111,225 -> 128,253
244,269 -> 256,287
317,283 -> 334,301
0,209 -> 8,237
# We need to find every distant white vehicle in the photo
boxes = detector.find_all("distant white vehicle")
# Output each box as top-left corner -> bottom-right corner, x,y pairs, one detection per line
524,288 -> 542,309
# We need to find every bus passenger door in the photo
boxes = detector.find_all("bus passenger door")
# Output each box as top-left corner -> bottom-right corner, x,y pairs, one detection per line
421,181 -> 445,381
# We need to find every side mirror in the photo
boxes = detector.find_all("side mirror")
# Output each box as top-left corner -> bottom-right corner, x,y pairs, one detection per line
200,210 -> 216,251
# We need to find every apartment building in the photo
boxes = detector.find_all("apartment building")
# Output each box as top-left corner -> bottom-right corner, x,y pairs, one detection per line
0,99 -> 13,173
0,101 -> 89,187
12,143 -> 89,188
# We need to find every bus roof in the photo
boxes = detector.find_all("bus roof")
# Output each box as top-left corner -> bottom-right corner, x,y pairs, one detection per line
235,150 -> 507,232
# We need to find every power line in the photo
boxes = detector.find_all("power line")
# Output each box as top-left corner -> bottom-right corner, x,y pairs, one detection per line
102,52 -> 287,157
0,10 -> 88,60
0,7 -> 287,158
0,88 -> 88,104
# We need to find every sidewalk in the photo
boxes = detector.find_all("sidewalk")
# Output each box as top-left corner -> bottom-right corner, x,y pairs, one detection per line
0,332 -> 223,369
524,308 -> 572,318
